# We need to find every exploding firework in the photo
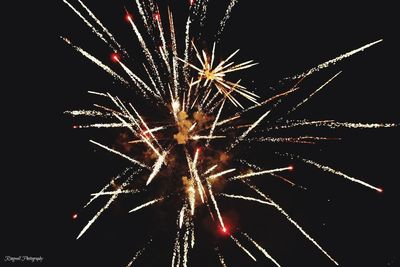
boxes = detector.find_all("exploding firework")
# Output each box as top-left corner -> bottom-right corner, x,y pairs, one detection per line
62,0 -> 398,266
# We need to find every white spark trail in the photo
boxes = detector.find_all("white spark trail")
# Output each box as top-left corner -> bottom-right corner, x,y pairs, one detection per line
190,220 -> 195,248
242,232 -> 281,267
179,206 -> 185,229
129,198 -> 164,213
90,140 -> 149,169
117,60 -> 159,99
287,71 -> 342,115
215,247 -> 228,267
219,193 -> 273,206
229,167 -> 291,181
192,149 -> 206,203
90,189 -> 139,197
84,183 -> 109,208
229,235 -> 257,262
171,230 -> 181,267
76,0 -> 125,54
190,135 -> 226,140
203,165 -> 218,176
134,0 -> 150,30
126,16 -> 165,93
168,8 -> 180,98
207,169 -> 236,180
207,98 -> 226,146
206,180 -> 225,231
76,173 -> 135,239
282,153 -> 383,192
244,181 -> 339,265
62,37 -> 128,84
77,192 -> 118,239
230,110 -> 270,149
216,0 -> 239,41
126,239 -> 152,267
292,39 -> 383,79
146,151 -> 168,185
183,219 -> 190,267
184,14 -> 192,82
63,0 -> 115,50
64,110 -> 106,117
266,120 -> 398,131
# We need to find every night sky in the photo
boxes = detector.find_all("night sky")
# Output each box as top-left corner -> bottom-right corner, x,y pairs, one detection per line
3,1 -> 400,267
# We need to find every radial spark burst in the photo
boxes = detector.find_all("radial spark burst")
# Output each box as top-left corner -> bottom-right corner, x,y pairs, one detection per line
63,0 -> 397,266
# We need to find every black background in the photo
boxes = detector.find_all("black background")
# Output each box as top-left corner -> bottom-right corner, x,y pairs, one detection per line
3,1 -> 399,267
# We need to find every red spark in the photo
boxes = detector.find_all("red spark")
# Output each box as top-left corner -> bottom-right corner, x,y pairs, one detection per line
220,226 -> 229,235
72,125 -> 78,129
377,188 -> 383,193
111,53 -> 120,63
196,147 -> 201,153
153,13 -> 160,21
72,213 -> 78,220
189,0 -> 195,5
125,13 -> 133,22
288,165 -> 294,171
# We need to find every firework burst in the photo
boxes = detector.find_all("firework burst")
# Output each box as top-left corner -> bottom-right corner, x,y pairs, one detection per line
62,0 -> 397,266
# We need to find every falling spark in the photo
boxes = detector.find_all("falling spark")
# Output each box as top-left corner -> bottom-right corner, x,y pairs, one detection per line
126,239 -> 152,267
190,221 -> 195,248
292,39 -> 383,79
77,193 -> 118,239
191,149 -> 206,203
146,151 -> 168,185
230,110 -> 270,149
244,181 -> 339,265
171,230 -> 181,267
216,0 -> 239,41
76,0 -> 126,54
215,247 -> 228,267
63,0 -> 115,50
207,168 -> 236,180
207,98 -> 226,146
90,189 -> 139,197
190,135 -> 226,140
90,140 -> 150,169
64,110 -> 106,117
281,153 -> 383,192
61,37 -> 128,84
129,198 -> 164,213
242,232 -> 281,267
203,164 -> 218,176
206,180 -> 226,231
219,193 -> 273,206
287,71 -> 342,116
229,166 -> 292,181
229,235 -> 257,262
179,206 -> 185,229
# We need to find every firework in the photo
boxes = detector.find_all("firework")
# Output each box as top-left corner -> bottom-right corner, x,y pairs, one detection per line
63,0 -> 397,266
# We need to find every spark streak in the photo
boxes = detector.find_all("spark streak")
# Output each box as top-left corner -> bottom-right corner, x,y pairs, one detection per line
219,193 -> 273,206
229,167 -> 292,181
146,151 -> 168,185
292,39 -> 383,79
129,198 -> 164,213
229,235 -> 257,262
206,180 -> 225,231
242,232 -> 281,267
281,153 -> 383,192
90,140 -> 150,169
62,37 -> 128,84
230,110 -> 270,149
244,181 -> 339,265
